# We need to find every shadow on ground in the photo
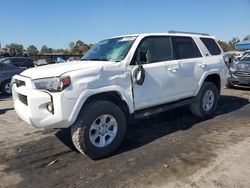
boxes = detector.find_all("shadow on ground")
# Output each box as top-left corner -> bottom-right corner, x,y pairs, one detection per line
0,93 -> 12,101
56,95 -> 249,157
0,95 -> 249,188
0,107 -> 14,115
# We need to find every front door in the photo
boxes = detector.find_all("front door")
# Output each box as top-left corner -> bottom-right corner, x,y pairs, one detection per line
131,36 -> 181,110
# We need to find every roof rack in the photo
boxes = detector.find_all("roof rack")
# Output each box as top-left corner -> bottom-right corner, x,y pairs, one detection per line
168,30 -> 209,36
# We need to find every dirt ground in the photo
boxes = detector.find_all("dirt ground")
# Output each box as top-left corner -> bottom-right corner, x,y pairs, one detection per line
0,88 -> 250,188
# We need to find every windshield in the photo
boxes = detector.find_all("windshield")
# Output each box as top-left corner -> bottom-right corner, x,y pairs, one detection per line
239,53 -> 250,62
82,36 -> 136,62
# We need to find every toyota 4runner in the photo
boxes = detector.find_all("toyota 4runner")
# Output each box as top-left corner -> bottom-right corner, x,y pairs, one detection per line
12,31 -> 229,159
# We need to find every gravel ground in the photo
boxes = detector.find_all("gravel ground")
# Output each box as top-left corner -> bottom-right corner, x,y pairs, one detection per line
0,88 -> 250,188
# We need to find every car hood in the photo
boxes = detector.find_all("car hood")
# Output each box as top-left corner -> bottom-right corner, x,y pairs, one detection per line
20,60 -> 115,79
233,61 -> 250,72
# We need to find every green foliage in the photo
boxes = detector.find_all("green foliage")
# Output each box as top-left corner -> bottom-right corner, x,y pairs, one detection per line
27,45 -> 38,56
40,45 -> 53,53
5,43 -> 24,55
69,40 -> 91,55
218,37 -> 240,52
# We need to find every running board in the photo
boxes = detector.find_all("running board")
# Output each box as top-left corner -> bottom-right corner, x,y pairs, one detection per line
133,97 -> 198,119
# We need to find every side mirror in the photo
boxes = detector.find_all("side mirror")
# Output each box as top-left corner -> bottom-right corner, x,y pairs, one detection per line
132,65 -> 145,85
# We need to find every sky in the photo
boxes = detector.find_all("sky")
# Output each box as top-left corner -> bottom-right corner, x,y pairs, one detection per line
0,0 -> 250,49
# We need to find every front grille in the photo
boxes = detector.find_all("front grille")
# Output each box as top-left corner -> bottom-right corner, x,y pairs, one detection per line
234,71 -> 250,78
15,79 -> 26,87
18,93 -> 28,106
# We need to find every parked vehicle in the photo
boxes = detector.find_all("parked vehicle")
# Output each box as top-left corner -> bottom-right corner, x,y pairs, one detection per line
227,53 -> 250,88
12,32 -> 229,159
0,57 -> 34,68
34,59 -> 48,66
0,63 -> 25,95
234,50 -> 250,61
68,57 -> 80,61
55,56 -> 66,63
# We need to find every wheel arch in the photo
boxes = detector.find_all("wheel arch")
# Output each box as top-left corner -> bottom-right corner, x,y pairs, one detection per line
68,89 -> 133,127
84,91 -> 131,118
195,72 -> 221,96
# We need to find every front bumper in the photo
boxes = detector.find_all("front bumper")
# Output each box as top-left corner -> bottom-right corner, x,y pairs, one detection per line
12,75 -> 77,128
228,72 -> 250,88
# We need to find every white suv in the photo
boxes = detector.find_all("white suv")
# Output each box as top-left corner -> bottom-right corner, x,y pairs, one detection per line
12,32 -> 229,159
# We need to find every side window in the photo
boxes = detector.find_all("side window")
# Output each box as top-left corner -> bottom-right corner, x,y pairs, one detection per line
12,58 -> 25,67
2,59 -> 11,65
136,36 -> 174,64
200,38 -> 221,55
26,59 -> 34,67
174,37 -> 202,59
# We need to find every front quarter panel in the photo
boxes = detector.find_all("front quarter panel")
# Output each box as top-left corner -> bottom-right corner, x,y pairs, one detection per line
62,64 -> 134,126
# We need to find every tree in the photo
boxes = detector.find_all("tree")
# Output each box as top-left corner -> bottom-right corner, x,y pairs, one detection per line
218,40 -> 231,52
69,42 -> 75,52
243,35 -> 250,41
69,40 -> 91,55
228,37 -> 240,50
27,45 -> 38,56
5,43 -> 24,56
217,37 -> 241,52
40,45 -> 53,53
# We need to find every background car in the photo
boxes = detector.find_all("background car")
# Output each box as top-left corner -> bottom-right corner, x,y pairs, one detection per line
68,57 -> 80,61
0,57 -> 34,68
227,53 -> 250,88
34,59 -> 48,66
0,63 -> 26,95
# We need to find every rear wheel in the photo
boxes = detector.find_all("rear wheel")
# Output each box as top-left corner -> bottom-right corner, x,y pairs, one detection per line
1,80 -> 12,95
71,100 -> 127,159
190,82 -> 219,118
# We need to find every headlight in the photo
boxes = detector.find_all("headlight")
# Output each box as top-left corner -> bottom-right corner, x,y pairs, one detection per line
229,67 -> 236,72
33,76 -> 71,92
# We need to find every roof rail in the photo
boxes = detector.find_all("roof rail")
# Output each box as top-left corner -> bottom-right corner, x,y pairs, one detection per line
168,30 -> 209,36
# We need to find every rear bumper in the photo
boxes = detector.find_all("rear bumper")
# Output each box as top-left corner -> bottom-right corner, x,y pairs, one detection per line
12,75 -> 77,129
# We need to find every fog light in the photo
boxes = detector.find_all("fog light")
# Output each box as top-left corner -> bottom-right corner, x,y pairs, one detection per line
47,102 -> 54,113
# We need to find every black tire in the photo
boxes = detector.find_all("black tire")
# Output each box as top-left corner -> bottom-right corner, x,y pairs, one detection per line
71,100 -> 127,159
190,82 -> 219,118
1,80 -> 12,95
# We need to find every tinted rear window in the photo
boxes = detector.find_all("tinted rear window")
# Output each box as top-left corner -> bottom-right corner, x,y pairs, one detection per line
174,37 -> 202,59
200,38 -> 221,55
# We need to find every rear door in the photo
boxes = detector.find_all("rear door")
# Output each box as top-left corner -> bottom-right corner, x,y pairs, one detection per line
131,36 -> 181,110
172,36 -> 204,97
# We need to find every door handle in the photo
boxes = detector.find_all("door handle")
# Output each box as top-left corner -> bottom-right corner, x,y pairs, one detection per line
167,62 -> 180,71
168,66 -> 179,71
198,63 -> 207,68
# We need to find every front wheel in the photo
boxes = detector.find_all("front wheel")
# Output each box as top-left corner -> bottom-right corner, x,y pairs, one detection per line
1,80 -> 12,95
190,82 -> 219,118
71,100 -> 127,159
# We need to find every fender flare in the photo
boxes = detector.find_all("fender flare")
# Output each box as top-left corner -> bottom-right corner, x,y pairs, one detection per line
194,70 -> 221,96
68,86 -> 134,125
